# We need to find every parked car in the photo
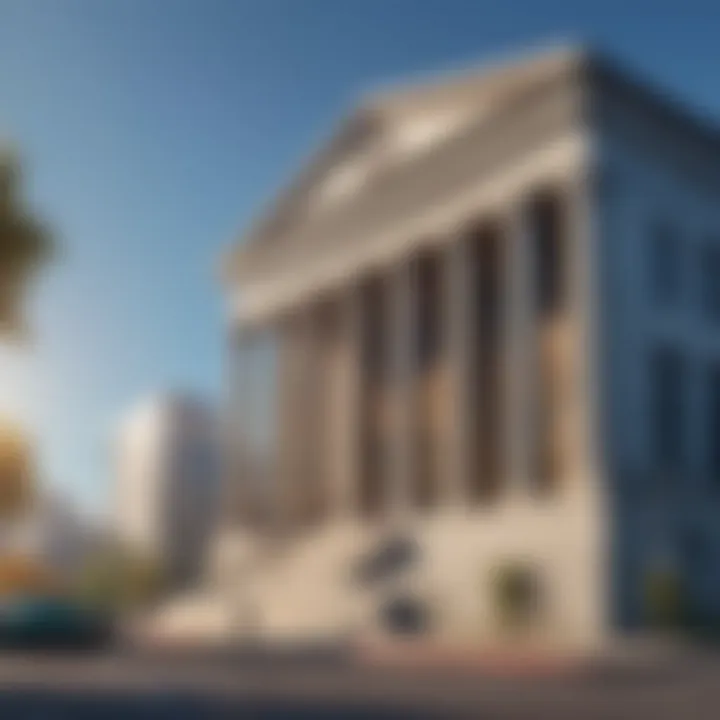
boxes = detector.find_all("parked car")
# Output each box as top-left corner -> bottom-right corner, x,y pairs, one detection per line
0,595 -> 115,649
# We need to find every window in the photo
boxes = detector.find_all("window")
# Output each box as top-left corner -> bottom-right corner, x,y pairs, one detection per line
361,277 -> 387,381
707,366 -> 720,484
534,195 -> 565,319
649,223 -> 682,306
649,346 -> 685,477
415,252 -> 443,371
700,244 -> 720,323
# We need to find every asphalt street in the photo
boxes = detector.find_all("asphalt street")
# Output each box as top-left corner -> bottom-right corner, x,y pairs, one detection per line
0,646 -> 718,718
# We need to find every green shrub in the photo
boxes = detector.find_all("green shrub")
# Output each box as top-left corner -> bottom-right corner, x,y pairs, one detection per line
492,562 -> 539,631
643,568 -> 684,629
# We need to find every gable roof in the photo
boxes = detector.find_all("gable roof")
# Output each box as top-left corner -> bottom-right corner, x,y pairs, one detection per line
363,44 -> 583,120
223,44 -> 720,286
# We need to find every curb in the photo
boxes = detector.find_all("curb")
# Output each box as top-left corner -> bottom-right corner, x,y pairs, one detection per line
354,639 -> 589,678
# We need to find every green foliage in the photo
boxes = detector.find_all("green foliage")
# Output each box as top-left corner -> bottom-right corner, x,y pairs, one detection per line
73,548 -> 165,612
0,554 -> 58,596
0,422 -> 34,521
643,568 -> 684,629
0,150 -> 54,335
492,561 -> 539,631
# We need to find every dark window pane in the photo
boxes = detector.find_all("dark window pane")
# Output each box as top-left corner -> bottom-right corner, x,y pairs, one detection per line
534,197 -> 564,318
650,346 -> 685,476
649,224 -> 681,306
707,367 -> 720,483
415,253 -> 443,371
700,244 -> 720,322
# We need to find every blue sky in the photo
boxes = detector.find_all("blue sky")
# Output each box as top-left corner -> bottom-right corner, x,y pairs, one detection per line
0,0 -> 718,514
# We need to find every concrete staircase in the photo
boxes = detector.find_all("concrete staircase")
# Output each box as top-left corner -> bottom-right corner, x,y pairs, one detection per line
236,522 -> 379,641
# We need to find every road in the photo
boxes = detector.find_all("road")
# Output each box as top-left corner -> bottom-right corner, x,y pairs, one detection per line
0,646 -> 719,718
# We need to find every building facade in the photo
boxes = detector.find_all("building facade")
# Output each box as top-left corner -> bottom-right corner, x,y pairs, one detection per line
115,395 -> 220,588
223,47 -> 720,646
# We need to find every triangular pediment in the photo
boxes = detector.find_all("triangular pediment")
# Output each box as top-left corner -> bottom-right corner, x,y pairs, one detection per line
239,46 -> 585,255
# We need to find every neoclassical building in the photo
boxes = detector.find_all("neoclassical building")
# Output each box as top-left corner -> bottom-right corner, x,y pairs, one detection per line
221,46 -> 720,646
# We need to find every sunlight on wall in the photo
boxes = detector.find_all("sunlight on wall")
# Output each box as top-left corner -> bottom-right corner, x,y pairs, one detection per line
0,345 -> 37,431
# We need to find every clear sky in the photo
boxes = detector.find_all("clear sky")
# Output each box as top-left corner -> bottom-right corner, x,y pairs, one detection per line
0,0 -> 718,514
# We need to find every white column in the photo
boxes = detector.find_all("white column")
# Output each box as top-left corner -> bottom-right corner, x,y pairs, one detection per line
564,168 -> 610,646
275,321 -> 297,532
389,259 -> 416,518
277,311 -> 314,531
332,287 -> 362,518
281,318 -> 303,531
225,325 -> 249,525
566,171 -> 601,488
445,235 -> 475,505
302,310 -> 324,523
504,200 -> 537,494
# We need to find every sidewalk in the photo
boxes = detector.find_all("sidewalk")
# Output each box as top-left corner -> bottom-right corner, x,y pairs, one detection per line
354,636 -> 589,678
353,633 -> 715,679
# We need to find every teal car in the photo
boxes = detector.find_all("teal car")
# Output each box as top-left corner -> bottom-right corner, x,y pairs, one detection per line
0,596 -> 114,649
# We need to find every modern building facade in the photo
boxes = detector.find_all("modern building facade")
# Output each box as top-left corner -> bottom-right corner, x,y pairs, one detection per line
222,46 -> 720,647
115,395 -> 220,588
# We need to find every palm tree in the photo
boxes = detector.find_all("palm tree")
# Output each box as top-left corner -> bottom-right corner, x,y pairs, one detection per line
0,149 -> 53,337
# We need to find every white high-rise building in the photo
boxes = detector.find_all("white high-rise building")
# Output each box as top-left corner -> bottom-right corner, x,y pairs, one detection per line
115,395 -> 220,587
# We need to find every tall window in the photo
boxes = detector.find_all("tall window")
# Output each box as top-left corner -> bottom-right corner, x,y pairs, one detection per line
706,366 -> 720,485
649,222 -> 682,307
532,194 -> 565,495
700,243 -> 720,323
649,346 -> 685,478
534,196 -> 565,320
359,277 -> 387,517
415,253 -> 443,372
473,225 -> 503,501
414,251 -> 444,510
